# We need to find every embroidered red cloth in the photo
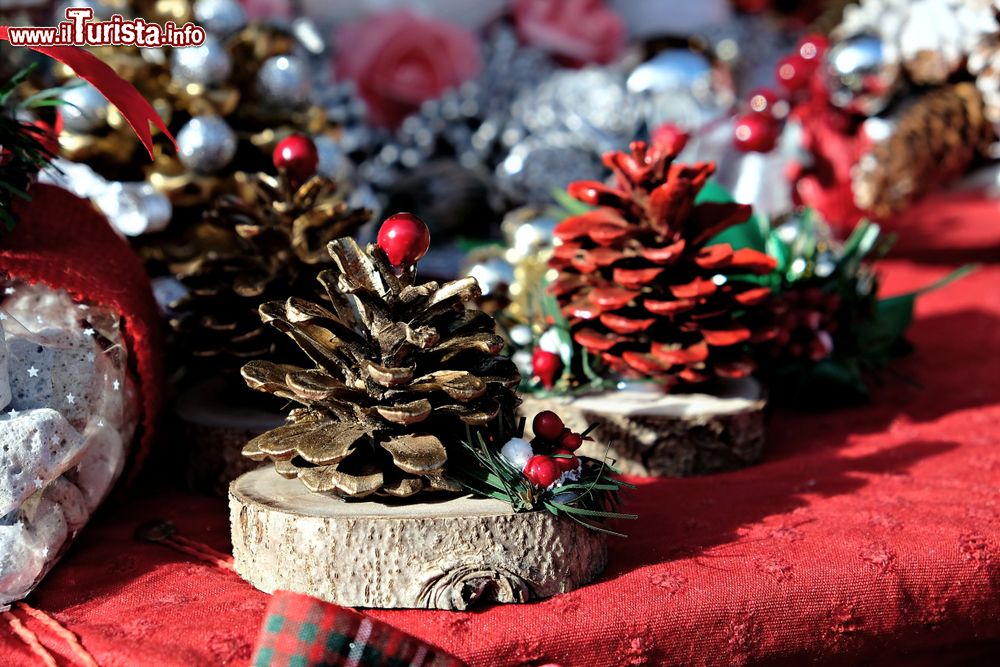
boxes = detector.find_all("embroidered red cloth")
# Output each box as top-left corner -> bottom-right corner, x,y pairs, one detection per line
1,184 -> 164,477
2,191 -> 999,666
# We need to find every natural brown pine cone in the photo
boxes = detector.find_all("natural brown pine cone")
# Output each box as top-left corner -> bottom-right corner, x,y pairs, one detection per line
549,138 -> 777,388
168,171 -> 370,379
852,82 -> 996,217
241,237 -> 521,499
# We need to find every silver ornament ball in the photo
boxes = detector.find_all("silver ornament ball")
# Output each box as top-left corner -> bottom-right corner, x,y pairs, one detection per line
467,257 -> 516,298
171,35 -> 232,87
825,34 -> 900,116
176,115 -> 237,173
193,0 -> 247,38
257,55 -> 311,108
59,83 -> 109,134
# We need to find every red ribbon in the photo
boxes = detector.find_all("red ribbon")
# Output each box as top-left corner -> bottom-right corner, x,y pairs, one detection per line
0,26 -> 175,159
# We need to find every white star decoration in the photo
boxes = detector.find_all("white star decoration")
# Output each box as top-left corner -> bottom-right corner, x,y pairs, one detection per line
27,366 -> 39,378
83,328 -> 95,337
7,408 -> 18,418
66,393 -> 76,405
33,478 -> 44,490
112,379 -> 121,391
86,352 -> 96,362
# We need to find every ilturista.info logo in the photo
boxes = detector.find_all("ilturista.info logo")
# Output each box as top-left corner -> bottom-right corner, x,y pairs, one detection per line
4,7 -> 206,48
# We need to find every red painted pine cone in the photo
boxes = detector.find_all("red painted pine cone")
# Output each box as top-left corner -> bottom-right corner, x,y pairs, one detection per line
549,139 -> 777,387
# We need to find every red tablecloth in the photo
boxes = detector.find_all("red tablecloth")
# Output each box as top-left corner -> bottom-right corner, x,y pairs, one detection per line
3,193 -> 1000,666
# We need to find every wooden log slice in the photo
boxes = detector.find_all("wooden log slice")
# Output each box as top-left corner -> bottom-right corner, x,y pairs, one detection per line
229,466 -> 607,610
519,377 -> 767,478
175,378 -> 283,496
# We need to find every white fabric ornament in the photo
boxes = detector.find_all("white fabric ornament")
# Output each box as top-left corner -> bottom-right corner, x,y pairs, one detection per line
500,437 -> 534,471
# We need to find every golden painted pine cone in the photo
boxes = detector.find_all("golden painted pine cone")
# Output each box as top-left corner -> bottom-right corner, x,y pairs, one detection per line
241,237 -> 521,499
549,138 -> 777,387
170,171 -> 370,376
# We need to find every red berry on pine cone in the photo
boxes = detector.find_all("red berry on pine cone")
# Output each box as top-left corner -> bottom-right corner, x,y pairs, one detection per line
552,449 -> 579,472
531,348 -> 562,388
273,134 -> 319,185
733,113 -> 780,153
376,213 -> 431,267
560,431 -> 584,451
775,54 -> 815,93
532,410 -> 565,441
523,455 -> 561,488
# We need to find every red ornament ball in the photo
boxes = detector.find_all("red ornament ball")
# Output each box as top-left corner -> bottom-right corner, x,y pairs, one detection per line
532,410 -> 565,441
552,448 -> 579,472
798,34 -> 829,62
273,134 -> 319,184
376,213 -> 431,267
733,113 -> 780,153
560,431 -> 584,452
523,455 -> 561,488
775,54 -> 816,93
531,348 -> 562,389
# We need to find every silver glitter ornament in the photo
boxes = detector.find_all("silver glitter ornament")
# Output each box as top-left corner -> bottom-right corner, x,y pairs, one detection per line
59,83 -> 109,134
628,49 -> 734,130
192,0 -> 247,38
496,137 -> 603,205
257,55 -> 311,108
176,115 -> 237,173
825,34 -> 900,116
466,256 -> 516,298
171,35 -> 232,87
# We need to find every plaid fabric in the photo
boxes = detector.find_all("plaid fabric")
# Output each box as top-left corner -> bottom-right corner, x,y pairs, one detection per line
251,591 -> 467,667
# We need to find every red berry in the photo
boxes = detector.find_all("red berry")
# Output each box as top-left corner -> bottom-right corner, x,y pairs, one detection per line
273,134 -> 319,185
531,348 -> 562,389
775,54 -> 815,93
733,113 -> 780,153
747,87 -> 785,117
560,431 -> 584,451
376,213 -> 431,267
552,449 -> 579,472
532,410 -> 565,441
798,34 -> 829,62
523,455 -> 561,488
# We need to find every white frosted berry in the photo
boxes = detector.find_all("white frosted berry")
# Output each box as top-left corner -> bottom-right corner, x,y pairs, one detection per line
500,437 -> 534,471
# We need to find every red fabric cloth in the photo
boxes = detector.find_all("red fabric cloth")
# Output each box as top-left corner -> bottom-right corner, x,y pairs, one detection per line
2,192 -> 1000,666
1,183 -> 164,477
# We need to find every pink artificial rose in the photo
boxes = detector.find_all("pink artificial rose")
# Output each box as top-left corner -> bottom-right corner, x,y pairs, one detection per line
513,0 -> 626,66
335,11 -> 482,129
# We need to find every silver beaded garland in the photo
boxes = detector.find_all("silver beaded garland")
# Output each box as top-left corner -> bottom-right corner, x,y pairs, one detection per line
175,115 -> 237,173
171,35 -> 232,87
